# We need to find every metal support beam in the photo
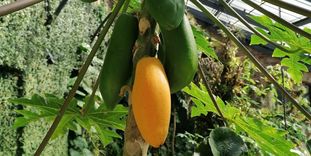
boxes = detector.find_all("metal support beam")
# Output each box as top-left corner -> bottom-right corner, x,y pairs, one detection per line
192,0 -> 310,29
262,0 -> 311,17
293,17 -> 311,27
197,0 -> 264,28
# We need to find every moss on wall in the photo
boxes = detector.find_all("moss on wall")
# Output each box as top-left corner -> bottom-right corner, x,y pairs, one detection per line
0,0 -> 106,155
0,76 -> 18,155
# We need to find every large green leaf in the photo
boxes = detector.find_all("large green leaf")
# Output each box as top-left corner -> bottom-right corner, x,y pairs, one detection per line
127,0 -> 141,13
249,15 -> 311,84
51,114 -> 76,140
183,83 -> 297,156
10,94 -> 128,145
281,56 -> 308,83
250,34 -> 267,45
233,117 -> 296,156
192,26 -> 218,60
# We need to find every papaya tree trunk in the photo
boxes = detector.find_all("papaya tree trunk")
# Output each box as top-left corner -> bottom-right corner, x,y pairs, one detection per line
123,106 -> 149,156
122,2 -> 156,155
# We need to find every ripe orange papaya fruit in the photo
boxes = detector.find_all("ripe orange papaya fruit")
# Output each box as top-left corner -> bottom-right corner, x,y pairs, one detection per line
131,57 -> 171,148
99,14 -> 138,109
160,15 -> 198,93
145,0 -> 185,30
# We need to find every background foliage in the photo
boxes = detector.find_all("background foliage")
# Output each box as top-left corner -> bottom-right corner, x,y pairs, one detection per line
0,0 -> 105,155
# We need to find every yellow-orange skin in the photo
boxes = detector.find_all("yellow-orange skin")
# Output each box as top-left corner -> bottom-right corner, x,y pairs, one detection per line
132,57 -> 171,148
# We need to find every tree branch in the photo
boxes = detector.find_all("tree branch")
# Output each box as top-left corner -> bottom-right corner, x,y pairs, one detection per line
0,0 -> 43,17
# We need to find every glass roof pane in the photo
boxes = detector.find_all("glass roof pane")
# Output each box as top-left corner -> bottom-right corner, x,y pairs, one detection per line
289,0 -> 311,11
187,0 -> 311,32
230,0 -> 254,12
300,23 -> 311,29
217,12 -> 238,24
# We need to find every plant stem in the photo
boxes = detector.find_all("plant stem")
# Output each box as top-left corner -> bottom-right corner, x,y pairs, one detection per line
242,0 -> 311,40
172,105 -> 176,156
0,0 -> 43,16
34,0 -> 126,155
123,106 -> 149,156
81,69 -> 102,115
219,0 -> 298,53
198,63 -> 228,125
90,12 -> 112,43
262,0 -> 311,17
122,0 -> 131,13
281,67 -> 287,138
191,0 -> 311,120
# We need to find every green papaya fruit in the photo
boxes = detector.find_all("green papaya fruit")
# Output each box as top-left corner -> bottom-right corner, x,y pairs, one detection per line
157,34 -> 166,64
160,15 -> 198,93
99,14 -> 138,109
145,0 -> 185,31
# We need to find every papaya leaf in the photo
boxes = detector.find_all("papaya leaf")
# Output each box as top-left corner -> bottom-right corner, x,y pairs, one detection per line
183,83 -> 297,155
248,15 -> 311,84
281,56 -> 308,83
127,0 -> 141,13
192,26 -> 218,60
10,94 -> 128,145
183,83 -> 238,118
272,48 -> 288,58
93,124 -> 114,146
250,34 -> 267,45
191,98 -> 210,117
13,117 -> 37,129
9,95 -> 57,114
92,121 -> 122,146
183,82 -> 213,105
76,116 -> 92,131
13,110 -> 54,129
249,15 -> 273,27
15,109 -> 40,118
250,28 -> 269,46
233,117 -> 296,156
51,114 -> 76,140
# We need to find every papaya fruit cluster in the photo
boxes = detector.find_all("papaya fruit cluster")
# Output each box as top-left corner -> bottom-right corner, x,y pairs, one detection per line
99,0 -> 198,148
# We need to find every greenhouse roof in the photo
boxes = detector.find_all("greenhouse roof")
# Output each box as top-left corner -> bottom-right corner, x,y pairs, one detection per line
187,0 -> 311,33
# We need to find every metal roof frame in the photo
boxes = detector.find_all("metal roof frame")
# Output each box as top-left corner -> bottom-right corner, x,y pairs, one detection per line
188,0 -> 311,31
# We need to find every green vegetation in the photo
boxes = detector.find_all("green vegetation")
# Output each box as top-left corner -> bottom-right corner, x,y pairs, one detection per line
0,0 -> 104,155
1,0 -> 310,155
